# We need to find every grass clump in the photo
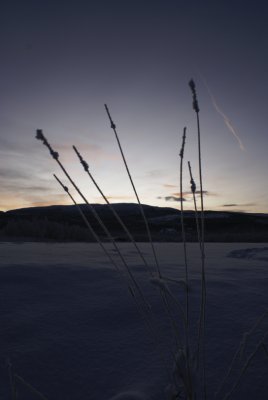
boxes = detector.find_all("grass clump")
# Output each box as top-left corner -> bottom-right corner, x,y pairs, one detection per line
8,79 -> 268,400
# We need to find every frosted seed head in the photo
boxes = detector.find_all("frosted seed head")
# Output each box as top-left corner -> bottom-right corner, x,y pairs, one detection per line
188,79 -> 200,113
189,79 -> 196,92
81,159 -> 89,172
36,129 -> 45,141
190,179 -> 196,194
51,150 -> 59,160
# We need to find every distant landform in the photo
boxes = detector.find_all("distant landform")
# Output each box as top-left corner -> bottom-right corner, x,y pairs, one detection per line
0,203 -> 268,242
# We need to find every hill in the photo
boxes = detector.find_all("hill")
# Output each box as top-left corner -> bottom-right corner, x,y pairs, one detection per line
0,203 -> 268,242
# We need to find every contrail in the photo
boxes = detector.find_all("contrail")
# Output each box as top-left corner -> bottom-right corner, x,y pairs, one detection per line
201,76 -> 245,151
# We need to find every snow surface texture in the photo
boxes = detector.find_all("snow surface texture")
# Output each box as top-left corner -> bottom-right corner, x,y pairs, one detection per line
1,243 -> 268,399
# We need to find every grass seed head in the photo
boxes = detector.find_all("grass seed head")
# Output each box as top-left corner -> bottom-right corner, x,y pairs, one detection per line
73,146 -> 89,172
189,79 -> 200,113
179,127 -> 187,158
35,129 -> 59,160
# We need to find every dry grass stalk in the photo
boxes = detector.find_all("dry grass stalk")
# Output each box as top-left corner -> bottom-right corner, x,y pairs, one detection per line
71,146 -> 187,358
71,145 -> 190,376
7,359 -> 48,400
7,359 -> 17,400
188,161 -> 201,251
223,330 -> 268,400
216,309 -> 268,398
72,144 -> 153,277
36,130 -> 150,312
31,82 -> 268,400
72,143 -> 191,377
53,174 -> 120,272
104,104 -> 162,279
189,79 -> 207,399
53,173 -> 145,305
104,106 -> 193,396
188,80 -> 205,254
179,127 -> 189,322
53,176 -> 179,386
105,104 -> 189,346
179,127 -> 193,397
33,133 -> 188,388
13,374 -> 49,400
72,145 -> 188,351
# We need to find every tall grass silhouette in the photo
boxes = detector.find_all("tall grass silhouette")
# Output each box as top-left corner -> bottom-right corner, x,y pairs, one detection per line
189,79 -> 207,399
23,79 -> 268,400
72,144 -> 153,276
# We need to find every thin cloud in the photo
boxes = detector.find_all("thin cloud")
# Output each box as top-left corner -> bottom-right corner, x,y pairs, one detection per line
201,76 -> 245,151
1,182 -> 53,192
222,202 -> 256,207
158,196 -> 186,202
158,190 -> 213,204
172,190 -> 210,197
0,168 -> 30,180
0,166 -> 56,193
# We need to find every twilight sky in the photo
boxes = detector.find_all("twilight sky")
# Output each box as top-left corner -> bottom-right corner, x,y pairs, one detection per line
1,0 -> 268,213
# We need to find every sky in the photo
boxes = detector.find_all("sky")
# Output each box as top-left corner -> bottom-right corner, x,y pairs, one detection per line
1,0 -> 268,213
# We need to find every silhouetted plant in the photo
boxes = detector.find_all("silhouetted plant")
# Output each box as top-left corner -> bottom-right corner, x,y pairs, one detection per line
189,79 -> 207,399
31,80 -> 268,400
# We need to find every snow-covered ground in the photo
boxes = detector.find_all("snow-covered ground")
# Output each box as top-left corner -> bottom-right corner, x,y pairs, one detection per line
1,242 -> 268,399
